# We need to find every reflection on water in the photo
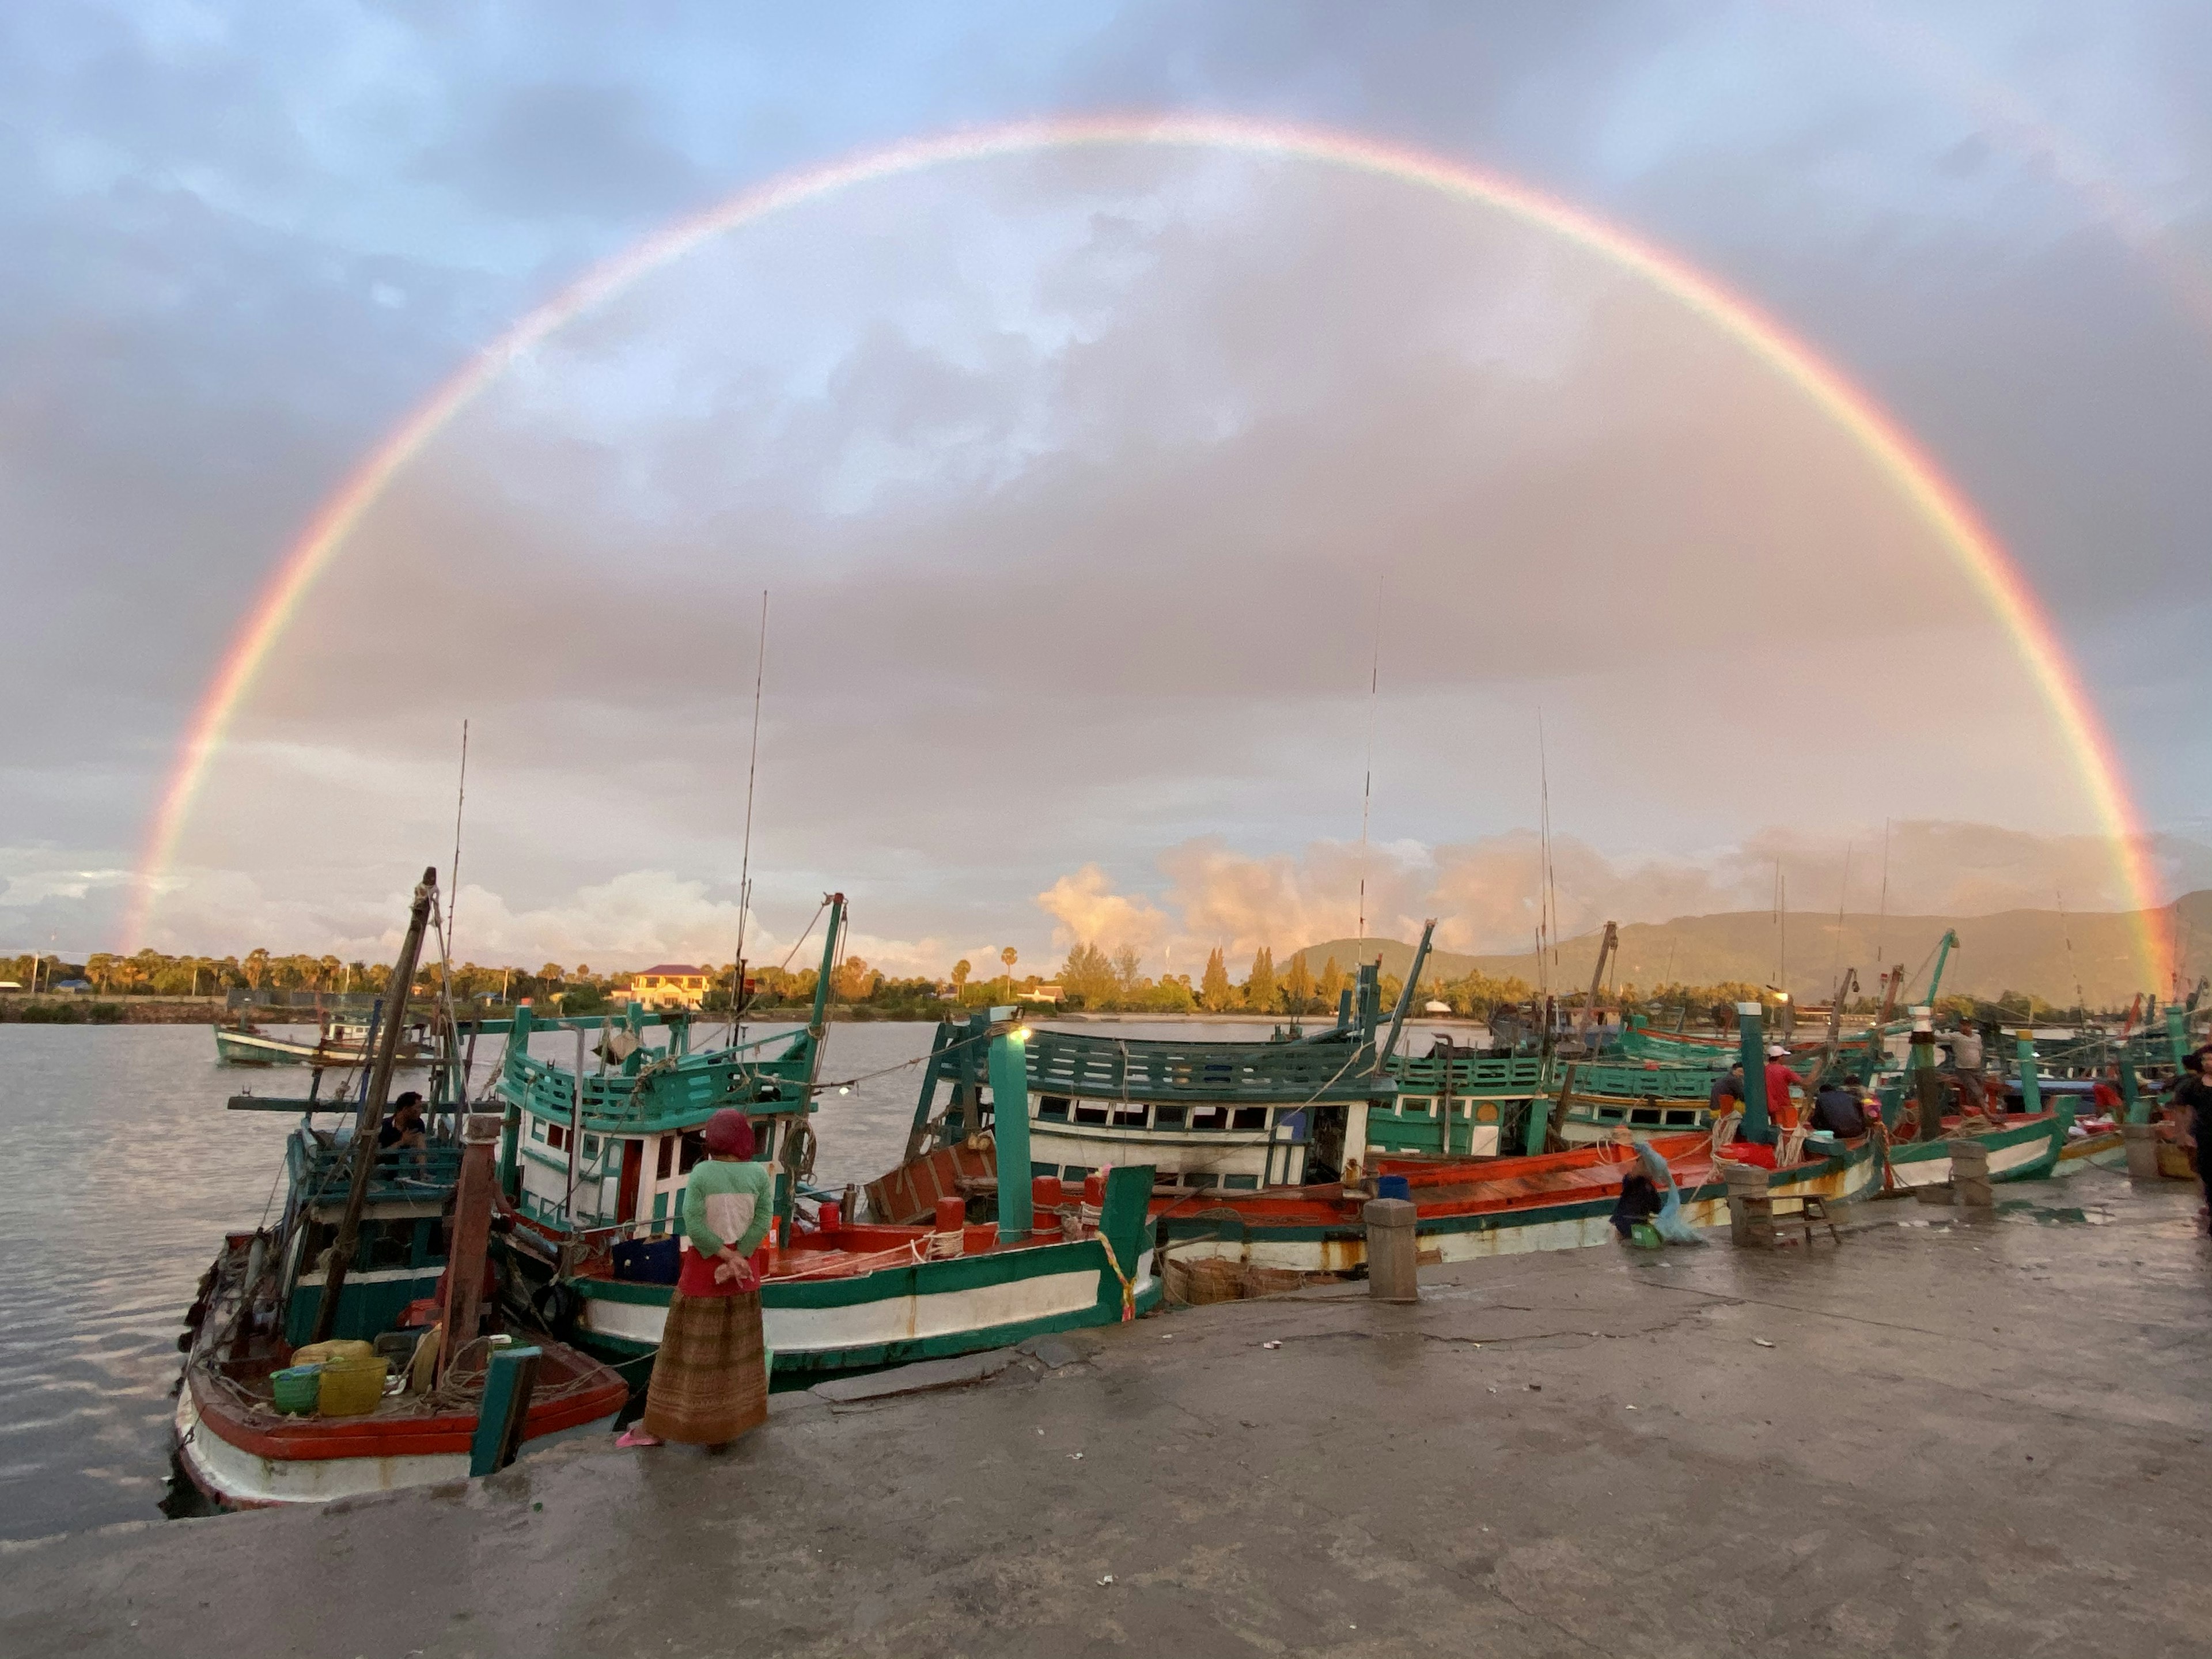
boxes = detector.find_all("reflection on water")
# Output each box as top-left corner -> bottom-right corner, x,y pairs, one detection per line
0,1013 -> 1461,1538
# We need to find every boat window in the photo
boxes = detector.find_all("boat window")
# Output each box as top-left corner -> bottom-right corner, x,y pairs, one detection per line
366,1220 -> 412,1271
1664,1109 -> 1696,1126
1188,1107 -> 1226,1130
656,1137 -> 675,1180
1403,1097 -> 1431,1117
678,1131 -> 706,1173
530,1118 -> 547,1142
1154,1104 -> 1185,1128
548,1123 -> 569,1152
1111,1105 -> 1147,1128
1073,1103 -> 1109,1126
1037,1095 -> 1070,1120
581,1134 -> 600,1160
1628,1108 -> 1662,1126
1061,1165 -> 1092,1181
1231,1107 -> 1267,1132
1031,1161 -> 1059,1179
1221,1173 -> 1260,1190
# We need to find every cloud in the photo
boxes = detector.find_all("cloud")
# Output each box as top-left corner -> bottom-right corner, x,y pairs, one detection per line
1029,821 -> 2212,971
1036,863 -> 1169,954
11,9 -> 2212,965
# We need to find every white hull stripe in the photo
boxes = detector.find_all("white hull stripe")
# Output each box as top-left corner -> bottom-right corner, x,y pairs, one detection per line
585,1267 -> 1125,1354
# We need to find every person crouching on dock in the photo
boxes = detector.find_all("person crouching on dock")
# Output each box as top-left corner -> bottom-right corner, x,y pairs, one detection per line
620,1108 -> 773,1449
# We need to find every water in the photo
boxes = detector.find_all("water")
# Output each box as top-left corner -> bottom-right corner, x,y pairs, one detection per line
0,1014 -> 1465,1539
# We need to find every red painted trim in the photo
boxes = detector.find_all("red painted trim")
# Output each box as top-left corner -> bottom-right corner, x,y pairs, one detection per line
188,1360 -> 627,1463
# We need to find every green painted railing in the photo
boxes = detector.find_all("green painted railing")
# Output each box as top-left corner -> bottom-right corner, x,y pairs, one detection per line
286,1128 -> 462,1207
1024,1030 -> 1389,1105
1386,1053 -> 1546,1093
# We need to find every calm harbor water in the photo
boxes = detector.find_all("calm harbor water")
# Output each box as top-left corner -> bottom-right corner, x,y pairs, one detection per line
0,1015 -> 1462,1540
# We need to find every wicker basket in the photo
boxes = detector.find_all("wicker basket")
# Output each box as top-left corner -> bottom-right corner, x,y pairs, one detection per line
315,1354 -> 391,1416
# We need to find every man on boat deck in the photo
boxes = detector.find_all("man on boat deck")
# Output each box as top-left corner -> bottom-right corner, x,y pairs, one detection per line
1941,1021 -> 1988,1114
1708,1063 -> 1744,1117
378,1093 -> 426,1151
1813,1075 -> 1870,1139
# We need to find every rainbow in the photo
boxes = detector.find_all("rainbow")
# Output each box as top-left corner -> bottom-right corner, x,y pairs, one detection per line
124,112 -> 2171,984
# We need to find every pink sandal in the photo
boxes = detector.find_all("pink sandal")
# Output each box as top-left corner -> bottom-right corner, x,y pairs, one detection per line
616,1427 -> 662,1448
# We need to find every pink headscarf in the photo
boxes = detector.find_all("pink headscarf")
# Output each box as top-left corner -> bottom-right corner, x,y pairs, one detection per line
702,1109 -> 756,1158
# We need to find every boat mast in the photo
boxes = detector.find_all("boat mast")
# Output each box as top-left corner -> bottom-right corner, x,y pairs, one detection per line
310,866 -> 437,1345
727,591 -> 769,1048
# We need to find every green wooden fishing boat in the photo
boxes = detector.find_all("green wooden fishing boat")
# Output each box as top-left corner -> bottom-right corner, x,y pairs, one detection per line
479,895 -> 1163,1383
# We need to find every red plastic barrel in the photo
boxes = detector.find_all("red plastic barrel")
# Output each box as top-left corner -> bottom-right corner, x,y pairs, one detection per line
1082,1171 -> 1107,1206
934,1195 -> 965,1232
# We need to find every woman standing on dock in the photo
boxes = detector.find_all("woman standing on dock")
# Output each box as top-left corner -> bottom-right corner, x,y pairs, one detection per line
621,1109 -> 773,1448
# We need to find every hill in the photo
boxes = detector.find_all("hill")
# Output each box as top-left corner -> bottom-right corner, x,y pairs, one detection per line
1290,889 -> 2212,1008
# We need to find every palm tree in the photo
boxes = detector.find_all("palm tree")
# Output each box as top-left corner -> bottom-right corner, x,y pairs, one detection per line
1000,946 -> 1017,1003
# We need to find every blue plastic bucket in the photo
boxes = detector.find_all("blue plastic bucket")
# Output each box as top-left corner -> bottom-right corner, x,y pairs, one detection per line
270,1364 -> 323,1415
1376,1174 -> 1411,1201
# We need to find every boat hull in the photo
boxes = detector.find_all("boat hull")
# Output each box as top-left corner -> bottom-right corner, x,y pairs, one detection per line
2054,1128 -> 2126,1176
1883,1113 -> 2070,1189
555,1233 -> 1165,1376
214,1028 -> 429,1069
172,1350 -> 626,1510
1154,1137 -> 1882,1277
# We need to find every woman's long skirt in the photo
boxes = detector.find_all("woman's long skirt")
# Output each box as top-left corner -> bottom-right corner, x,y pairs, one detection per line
641,1289 -> 768,1444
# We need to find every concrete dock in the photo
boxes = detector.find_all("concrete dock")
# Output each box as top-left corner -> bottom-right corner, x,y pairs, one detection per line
6,1170 -> 2209,1657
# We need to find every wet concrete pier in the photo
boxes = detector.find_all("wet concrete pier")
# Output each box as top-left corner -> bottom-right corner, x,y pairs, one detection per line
6,1170 -> 2209,1658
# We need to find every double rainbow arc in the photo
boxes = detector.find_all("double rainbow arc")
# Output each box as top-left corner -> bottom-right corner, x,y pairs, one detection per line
126,112 -> 2168,984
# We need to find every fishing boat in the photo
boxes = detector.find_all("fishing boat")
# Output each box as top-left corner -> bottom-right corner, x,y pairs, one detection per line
214,998 -> 431,1069
873,928 -> 1879,1279
1879,1111 -> 2074,1190
892,925 -> 1531,1203
176,870 -> 626,1510
1152,1132 -> 1883,1277
480,895 -> 1163,1381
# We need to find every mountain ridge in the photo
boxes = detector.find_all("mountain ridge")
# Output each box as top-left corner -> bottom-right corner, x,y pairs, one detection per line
1287,889 -> 2212,1007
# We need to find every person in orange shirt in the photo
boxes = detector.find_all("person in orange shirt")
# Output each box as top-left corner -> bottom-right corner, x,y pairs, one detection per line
1764,1046 -> 1805,1131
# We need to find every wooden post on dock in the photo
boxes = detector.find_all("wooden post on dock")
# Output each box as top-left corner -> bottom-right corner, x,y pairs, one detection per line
312,867 -> 437,1346
1364,1198 -> 1419,1301
1724,1163 -> 1774,1248
1950,1137 -> 1994,1214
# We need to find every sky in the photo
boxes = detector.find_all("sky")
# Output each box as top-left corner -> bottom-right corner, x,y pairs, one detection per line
5,1 -> 2211,986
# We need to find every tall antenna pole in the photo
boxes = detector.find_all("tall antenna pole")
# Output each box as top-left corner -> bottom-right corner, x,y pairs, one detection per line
729,592 -> 768,1046
1831,842 -> 1853,993
1537,709 -> 1559,987
2058,888 -> 2085,1020
1356,581 -> 1381,944
1778,863 -> 1787,997
447,719 -> 469,960
1876,818 -> 1891,965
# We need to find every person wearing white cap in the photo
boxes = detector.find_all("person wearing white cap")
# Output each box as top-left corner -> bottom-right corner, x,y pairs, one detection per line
1763,1045 -> 1806,1141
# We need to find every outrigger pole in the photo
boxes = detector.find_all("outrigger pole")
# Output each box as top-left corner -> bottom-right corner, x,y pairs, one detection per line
311,866 -> 438,1346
